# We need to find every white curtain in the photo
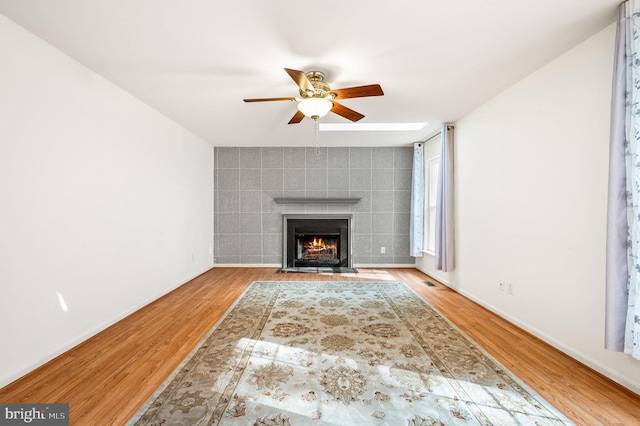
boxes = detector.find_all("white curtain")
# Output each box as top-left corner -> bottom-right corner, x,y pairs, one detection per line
606,0 -> 640,358
435,125 -> 454,271
410,142 -> 424,257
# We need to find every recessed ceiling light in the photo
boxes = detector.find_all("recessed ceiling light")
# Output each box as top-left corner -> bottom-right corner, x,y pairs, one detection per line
319,123 -> 428,132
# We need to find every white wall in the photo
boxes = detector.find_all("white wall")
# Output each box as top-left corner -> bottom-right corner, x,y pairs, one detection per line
0,15 -> 214,387
445,22 -> 640,394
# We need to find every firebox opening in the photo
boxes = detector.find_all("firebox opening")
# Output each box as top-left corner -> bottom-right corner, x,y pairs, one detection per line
295,233 -> 340,267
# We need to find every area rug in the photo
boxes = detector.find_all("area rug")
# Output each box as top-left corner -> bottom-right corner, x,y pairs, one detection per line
127,281 -> 573,425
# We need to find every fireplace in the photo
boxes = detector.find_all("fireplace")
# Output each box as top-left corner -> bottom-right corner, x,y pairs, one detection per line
281,213 -> 354,272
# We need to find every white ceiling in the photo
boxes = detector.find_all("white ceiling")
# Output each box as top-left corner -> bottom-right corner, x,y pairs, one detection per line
0,0 -> 620,147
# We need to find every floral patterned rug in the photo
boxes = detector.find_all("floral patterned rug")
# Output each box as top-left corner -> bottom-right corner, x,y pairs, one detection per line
127,281 -> 573,425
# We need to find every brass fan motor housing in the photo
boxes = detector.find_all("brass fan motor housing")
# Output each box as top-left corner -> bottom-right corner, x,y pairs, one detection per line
300,71 -> 332,99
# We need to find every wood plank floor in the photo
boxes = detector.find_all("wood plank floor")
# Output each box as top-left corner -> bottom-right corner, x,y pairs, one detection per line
1,267 -> 639,425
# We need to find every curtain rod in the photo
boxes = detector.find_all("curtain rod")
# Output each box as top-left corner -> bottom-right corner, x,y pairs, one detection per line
420,131 -> 441,144
418,124 -> 454,144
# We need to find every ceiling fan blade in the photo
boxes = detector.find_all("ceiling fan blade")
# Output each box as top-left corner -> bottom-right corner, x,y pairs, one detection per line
330,101 -> 365,122
284,68 -> 315,94
288,110 -> 305,124
243,97 -> 296,102
330,84 -> 384,100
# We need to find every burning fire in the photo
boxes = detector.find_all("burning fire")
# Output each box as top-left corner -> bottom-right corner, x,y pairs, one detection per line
306,237 -> 336,251
301,236 -> 337,259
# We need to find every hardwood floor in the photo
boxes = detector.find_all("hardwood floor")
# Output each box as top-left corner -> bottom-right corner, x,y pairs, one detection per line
1,267 -> 639,425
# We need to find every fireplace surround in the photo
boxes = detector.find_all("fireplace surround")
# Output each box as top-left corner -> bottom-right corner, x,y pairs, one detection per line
281,213 -> 355,273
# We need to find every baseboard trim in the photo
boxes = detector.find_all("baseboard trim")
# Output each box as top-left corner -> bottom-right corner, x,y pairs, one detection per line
0,266 -> 214,389
415,265 -> 451,286
436,283 -> 640,397
213,264 -> 282,268
355,264 -> 417,268
213,263 -> 416,269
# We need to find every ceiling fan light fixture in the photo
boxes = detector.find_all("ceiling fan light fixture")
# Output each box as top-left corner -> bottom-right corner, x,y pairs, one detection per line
297,97 -> 333,120
244,68 -> 384,124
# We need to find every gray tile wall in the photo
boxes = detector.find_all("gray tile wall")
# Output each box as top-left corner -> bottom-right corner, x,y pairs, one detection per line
214,146 -> 415,265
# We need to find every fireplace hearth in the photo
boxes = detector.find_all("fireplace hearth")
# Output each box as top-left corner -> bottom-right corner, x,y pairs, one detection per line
281,213 -> 356,273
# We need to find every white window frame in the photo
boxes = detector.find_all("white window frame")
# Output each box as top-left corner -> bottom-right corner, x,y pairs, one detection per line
424,155 -> 440,255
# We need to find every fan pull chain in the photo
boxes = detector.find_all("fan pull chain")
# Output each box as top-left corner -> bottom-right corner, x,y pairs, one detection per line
315,119 -> 320,156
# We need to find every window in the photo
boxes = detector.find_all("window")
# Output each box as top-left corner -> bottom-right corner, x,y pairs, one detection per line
424,155 -> 440,254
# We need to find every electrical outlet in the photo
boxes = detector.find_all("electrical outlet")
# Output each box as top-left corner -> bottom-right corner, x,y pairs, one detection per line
381,247 -> 386,254
507,282 -> 514,295
499,280 -> 505,291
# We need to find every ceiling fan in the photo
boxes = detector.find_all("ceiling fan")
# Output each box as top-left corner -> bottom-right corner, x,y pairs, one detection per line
243,68 -> 384,124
